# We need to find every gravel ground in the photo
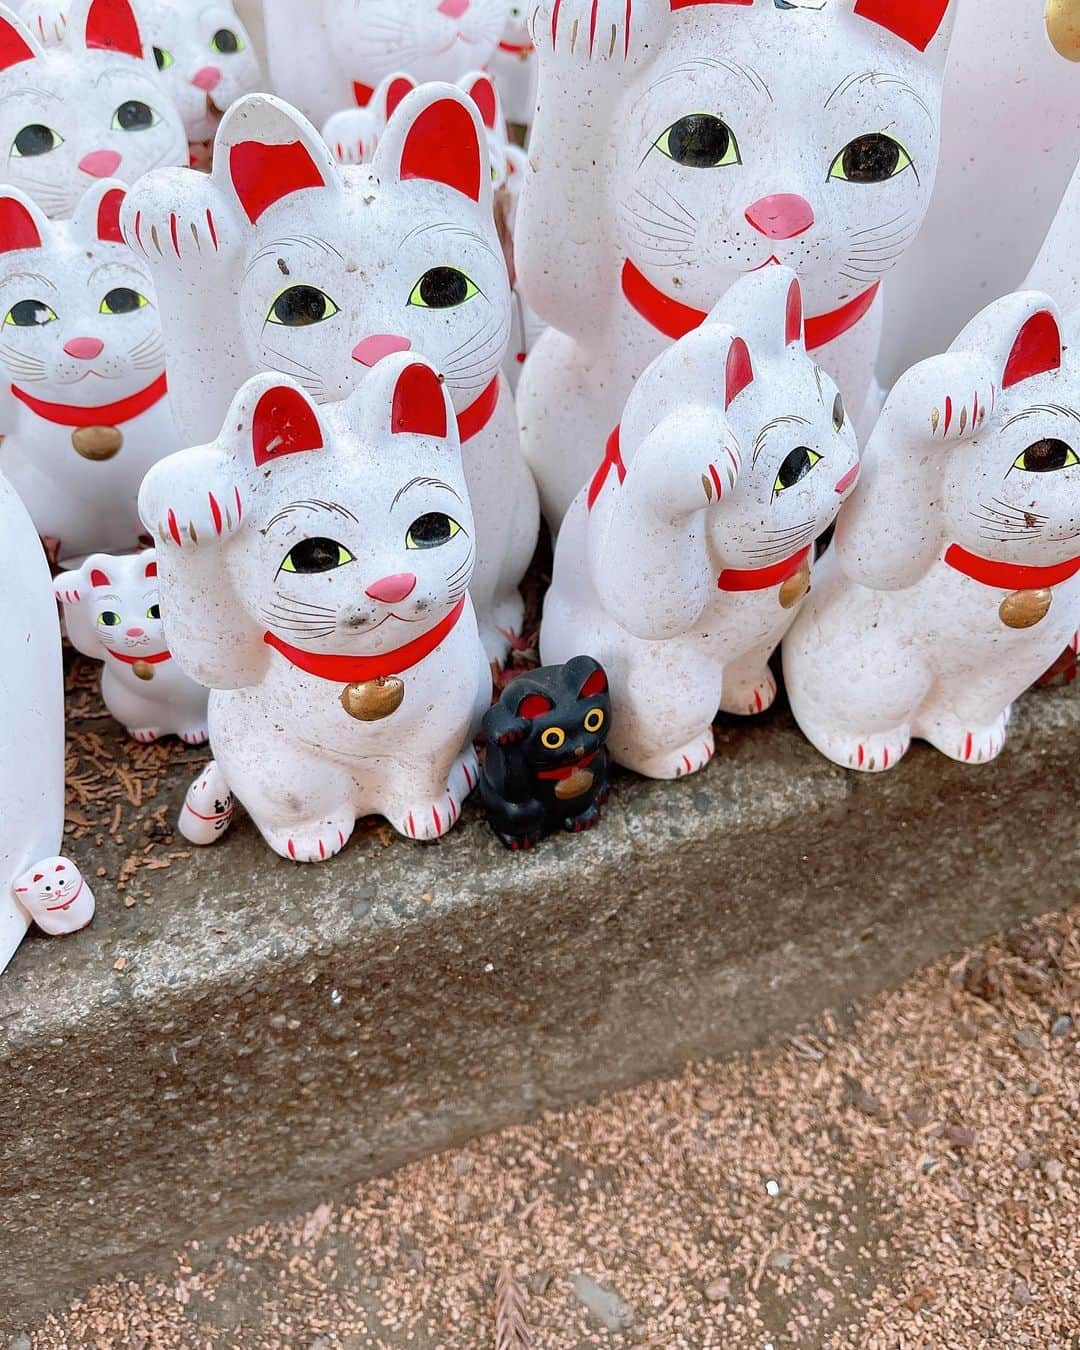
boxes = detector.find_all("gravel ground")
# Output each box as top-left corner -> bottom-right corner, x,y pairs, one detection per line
19,901 -> 1079,1349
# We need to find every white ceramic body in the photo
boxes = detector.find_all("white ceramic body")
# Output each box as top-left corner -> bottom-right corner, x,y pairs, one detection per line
1026,155 -> 1080,316
784,290 -> 1080,771
540,267 -> 860,779
489,6 -> 536,128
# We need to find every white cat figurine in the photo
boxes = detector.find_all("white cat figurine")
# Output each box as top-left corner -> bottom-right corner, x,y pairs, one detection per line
783,290 -> 1080,772
55,549 -> 210,744
0,182 -> 180,562
490,1 -> 536,130
139,356 -> 492,860
515,0 -> 958,526
540,266 -> 860,779
321,70 -> 416,167
123,85 -> 538,661
11,856 -> 96,936
0,0 -> 186,217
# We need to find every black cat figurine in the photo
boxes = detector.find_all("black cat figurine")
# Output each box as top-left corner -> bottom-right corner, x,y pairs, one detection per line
481,656 -> 612,850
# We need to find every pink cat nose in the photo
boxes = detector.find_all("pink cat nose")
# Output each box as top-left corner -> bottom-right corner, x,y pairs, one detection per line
190,65 -> 222,91
744,193 -> 815,240
365,572 -> 417,604
438,0 -> 470,16
126,626 -> 145,638
64,337 -> 104,360
352,334 -> 412,367
78,149 -> 122,178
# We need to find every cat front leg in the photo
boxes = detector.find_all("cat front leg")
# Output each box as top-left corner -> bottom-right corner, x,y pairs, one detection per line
718,643 -> 780,718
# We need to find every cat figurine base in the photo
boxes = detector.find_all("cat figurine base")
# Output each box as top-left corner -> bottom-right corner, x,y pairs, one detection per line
481,657 -> 611,850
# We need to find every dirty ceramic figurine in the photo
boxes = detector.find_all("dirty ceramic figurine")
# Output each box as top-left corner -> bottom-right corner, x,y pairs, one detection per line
55,549 -> 210,745
481,656 -> 611,849
783,291 -> 1080,772
0,0 -> 186,218
490,2 -> 536,131
1,467 -> 92,969
0,183 -> 180,562
12,856 -> 96,936
515,0 -> 958,527
262,0 -> 508,128
123,85 -> 539,662
140,357 -> 493,859
540,267 -> 860,780
321,71 -> 416,166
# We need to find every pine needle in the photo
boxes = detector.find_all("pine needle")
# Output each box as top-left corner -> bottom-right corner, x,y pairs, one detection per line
494,1263 -> 531,1349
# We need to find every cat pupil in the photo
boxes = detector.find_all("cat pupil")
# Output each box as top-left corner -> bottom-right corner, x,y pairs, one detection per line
153,46 -> 168,69
667,114 -> 731,168
408,512 -> 453,547
418,268 -> 469,308
272,286 -> 329,326
213,28 -> 240,52
777,446 -> 814,489
14,124 -> 57,157
10,299 -> 53,326
287,537 -> 345,572
1022,438 -> 1070,472
103,287 -> 141,314
115,101 -> 154,132
832,393 -> 845,432
840,134 -> 901,183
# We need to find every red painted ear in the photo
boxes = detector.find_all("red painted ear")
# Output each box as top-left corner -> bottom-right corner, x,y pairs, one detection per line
466,75 -> 498,131
1002,310 -> 1062,389
353,80 -> 374,107
84,0 -> 143,58
252,385 -> 324,467
517,693 -> 554,719
670,0 -> 752,7
399,99 -> 482,203
852,0 -> 951,52
89,568 -> 112,587
229,140 -> 328,225
725,338 -> 754,409
391,363 -> 448,438
0,197 -> 42,252
785,279 -> 803,347
144,559 -> 157,579
384,76 -> 415,120
579,668 -> 608,698
0,13 -> 36,70
96,187 -> 125,244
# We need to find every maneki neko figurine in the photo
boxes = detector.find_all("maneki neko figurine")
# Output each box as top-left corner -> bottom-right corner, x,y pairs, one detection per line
515,0 -> 958,526
262,0 -> 508,128
0,0 -> 186,219
123,85 -> 539,661
321,71 -> 417,166
490,2 -> 536,132
0,182 -> 180,562
783,291 -> 1080,772
139,357 -> 492,859
540,266 -> 860,780
54,549 -> 210,744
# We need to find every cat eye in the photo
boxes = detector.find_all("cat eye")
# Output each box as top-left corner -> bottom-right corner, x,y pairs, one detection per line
3,299 -> 57,327
1010,438 -> 1079,473
146,604 -> 161,620
280,537 -> 355,574
153,46 -> 173,69
540,727 -> 566,750
100,288 -> 150,315
405,513 -> 462,549
654,114 -> 740,170
829,133 -> 913,184
773,445 -> 823,495
11,123 -> 63,157
408,267 -> 480,310
211,28 -> 243,53
97,610 -> 121,627
584,708 -> 605,733
112,101 -> 160,132
266,285 -> 340,327
832,393 -> 845,432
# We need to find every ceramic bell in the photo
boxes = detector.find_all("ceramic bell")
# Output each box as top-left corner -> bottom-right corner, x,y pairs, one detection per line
540,266 -> 860,780
55,549 -> 210,744
490,2 -> 536,132
0,0 -> 186,218
139,356 -> 493,860
515,0 -> 958,527
122,84 -> 539,662
783,290 -> 1080,772
321,71 -> 417,166
0,182 -> 181,563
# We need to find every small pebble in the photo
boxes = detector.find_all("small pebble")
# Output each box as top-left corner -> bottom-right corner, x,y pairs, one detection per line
703,1278 -> 730,1303
1050,1014 -> 1072,1037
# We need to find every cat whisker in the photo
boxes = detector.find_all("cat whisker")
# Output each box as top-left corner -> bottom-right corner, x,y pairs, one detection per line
847,211 -> 909,240
658,186 -> 697,224
627,192 -> 696,236
990,495 -> 1047,521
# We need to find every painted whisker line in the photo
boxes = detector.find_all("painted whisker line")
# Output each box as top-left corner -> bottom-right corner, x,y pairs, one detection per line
847,210 -> 909,239
631,191 -> 696,233
991,496 -> 1047,520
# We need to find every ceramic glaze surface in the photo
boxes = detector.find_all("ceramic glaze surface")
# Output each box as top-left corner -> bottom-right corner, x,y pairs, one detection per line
783,290 -> 1080,771
540,266 -> 860,780
516,0 -> 957,526
138,356 -> 492,859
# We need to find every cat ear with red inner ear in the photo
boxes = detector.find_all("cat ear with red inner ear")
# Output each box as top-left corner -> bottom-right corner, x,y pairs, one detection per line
1002,310 -> 1062,389
385,89 -> 487,204
383,74 -> 417,122
81,0 -> 145,59
89,568 -> 112,588
464,74 -> 499,132
391,362 -> 449,438
852,0 -> 955,56
144,558 -> 157,580
785,278 -> 804,348
725,338 -> 755,410
251,384 -> 324,468
517,693 -> 554,719
0,8 -> 41,70
0,194 -> 44,253
220,96 -> 338,225
96,186 -> 126,244
578,667 -> 608,698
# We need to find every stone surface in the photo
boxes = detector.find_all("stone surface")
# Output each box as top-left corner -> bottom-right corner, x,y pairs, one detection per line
1,685 -> 1077,1318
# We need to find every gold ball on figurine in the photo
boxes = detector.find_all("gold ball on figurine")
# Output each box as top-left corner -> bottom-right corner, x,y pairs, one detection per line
71,425 -> 123,461
998,588 -> 1053,630
340,676 -> 406,721
778,559 -> 812,610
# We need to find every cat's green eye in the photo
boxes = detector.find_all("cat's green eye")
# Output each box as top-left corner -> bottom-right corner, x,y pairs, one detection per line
112,101 -> 160,132
100,287 -> 150,315
211,27 -> 243,53
1011,438 -> 1079,473
4,299 -> 57,327
541,727 -> 566,750
774,445 -> 822,495
11,123 -> 63,157
146,603 -> 161,620
267,285 -> 340,327
280,537 -> 355,574
655,114 -> 740,170
97,610 -> 121,627
829,133 -> 913,184
153,46 -> 173,69
584,708 -> 605,733
408,267 -> 479,310
405,513 -> 462,549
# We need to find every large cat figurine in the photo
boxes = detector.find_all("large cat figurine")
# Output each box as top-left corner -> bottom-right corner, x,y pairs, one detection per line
540,266 -> 860,779
0,182 -> 180,561
122,85 -> 538,661
515,0 -> 958,527
262,0 -> 508,128
139,357 -> 492,859
783,291 -> 1080,772
0,0 -> 186,218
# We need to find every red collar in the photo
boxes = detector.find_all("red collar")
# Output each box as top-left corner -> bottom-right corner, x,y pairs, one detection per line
46,878 -> 85,912
264,596 -> 466,683
537,749 -> 598,780
944,543 -> 1080,592
718,545 -> 811,592
498,39 -> 534,52
12,372 -> 168,428
621,260 -> 879,350
107,648 -> 172,666
456,376 -> 500,444
587,425 -> 627,510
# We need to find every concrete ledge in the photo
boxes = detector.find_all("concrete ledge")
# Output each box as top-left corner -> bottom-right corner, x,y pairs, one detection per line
1,684 -> 1077,1315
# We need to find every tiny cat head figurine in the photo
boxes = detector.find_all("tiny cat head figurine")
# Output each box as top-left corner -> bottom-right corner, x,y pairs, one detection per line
0,0 -> 186,216
481,656 -> 611,849
11,855 -> 95,936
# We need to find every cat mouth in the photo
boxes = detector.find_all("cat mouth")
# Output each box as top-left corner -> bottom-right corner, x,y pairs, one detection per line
745,254 -> 782,273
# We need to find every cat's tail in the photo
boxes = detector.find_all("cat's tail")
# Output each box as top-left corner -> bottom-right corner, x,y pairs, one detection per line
178,761 -> 235,847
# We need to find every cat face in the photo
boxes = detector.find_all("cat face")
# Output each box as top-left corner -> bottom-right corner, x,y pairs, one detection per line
330,0 -> 507,91
55,550 -> 166,658
501,657 -> 610,773
12,857 -> 85,917
500,1 -> 529,47
0,183 -> 164,402
0,0 -> 186,218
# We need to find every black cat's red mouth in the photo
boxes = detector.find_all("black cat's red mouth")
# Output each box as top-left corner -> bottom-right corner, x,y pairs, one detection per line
537,749 -> 599,780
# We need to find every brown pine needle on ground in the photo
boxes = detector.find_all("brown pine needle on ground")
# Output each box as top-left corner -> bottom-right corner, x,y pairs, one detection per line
494,1263 -> 531,1349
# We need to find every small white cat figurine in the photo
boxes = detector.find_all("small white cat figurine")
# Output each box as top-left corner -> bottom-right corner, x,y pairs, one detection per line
321,71 -> 417,167
783,290 -> 1080,771
0,0 -> 186,218
0,182 -> 181,562
55,549 -> 210,744
540,266 -> 860,779
490,2 -> 536,130
12,856 -> 95,936
139,355 -> 492,860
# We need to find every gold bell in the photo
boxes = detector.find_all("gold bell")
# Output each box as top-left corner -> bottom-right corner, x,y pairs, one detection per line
998,588 -> 1053,630
340,676 -> 406,721
1046,0 -> 1080,60
132,660 -> 155,682
778,559 -> 812,610
72,425 -> 123,461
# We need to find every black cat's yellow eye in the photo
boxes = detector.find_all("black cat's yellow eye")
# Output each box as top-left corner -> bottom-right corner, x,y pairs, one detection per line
211,27 -> 243,53
408,267 -> 479,309
97,610 -> 121,627
655,114 -> 740,169
280,537 -> 355,574
832,393 -> 845,432
100,287 -> 149,315
541,727 -> 566,750
406,513 -> 462,549
4,299 -> 57,327
153,46 -> 174,69
267,284 -> 340,327
584,708 -> 605,733
11,123 -> 63,157
829,133 -> 913,183
112,101 -> 160,132
146,603 -> 161,620
774,445 -> 823,495
1011,438 -> 1079,473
